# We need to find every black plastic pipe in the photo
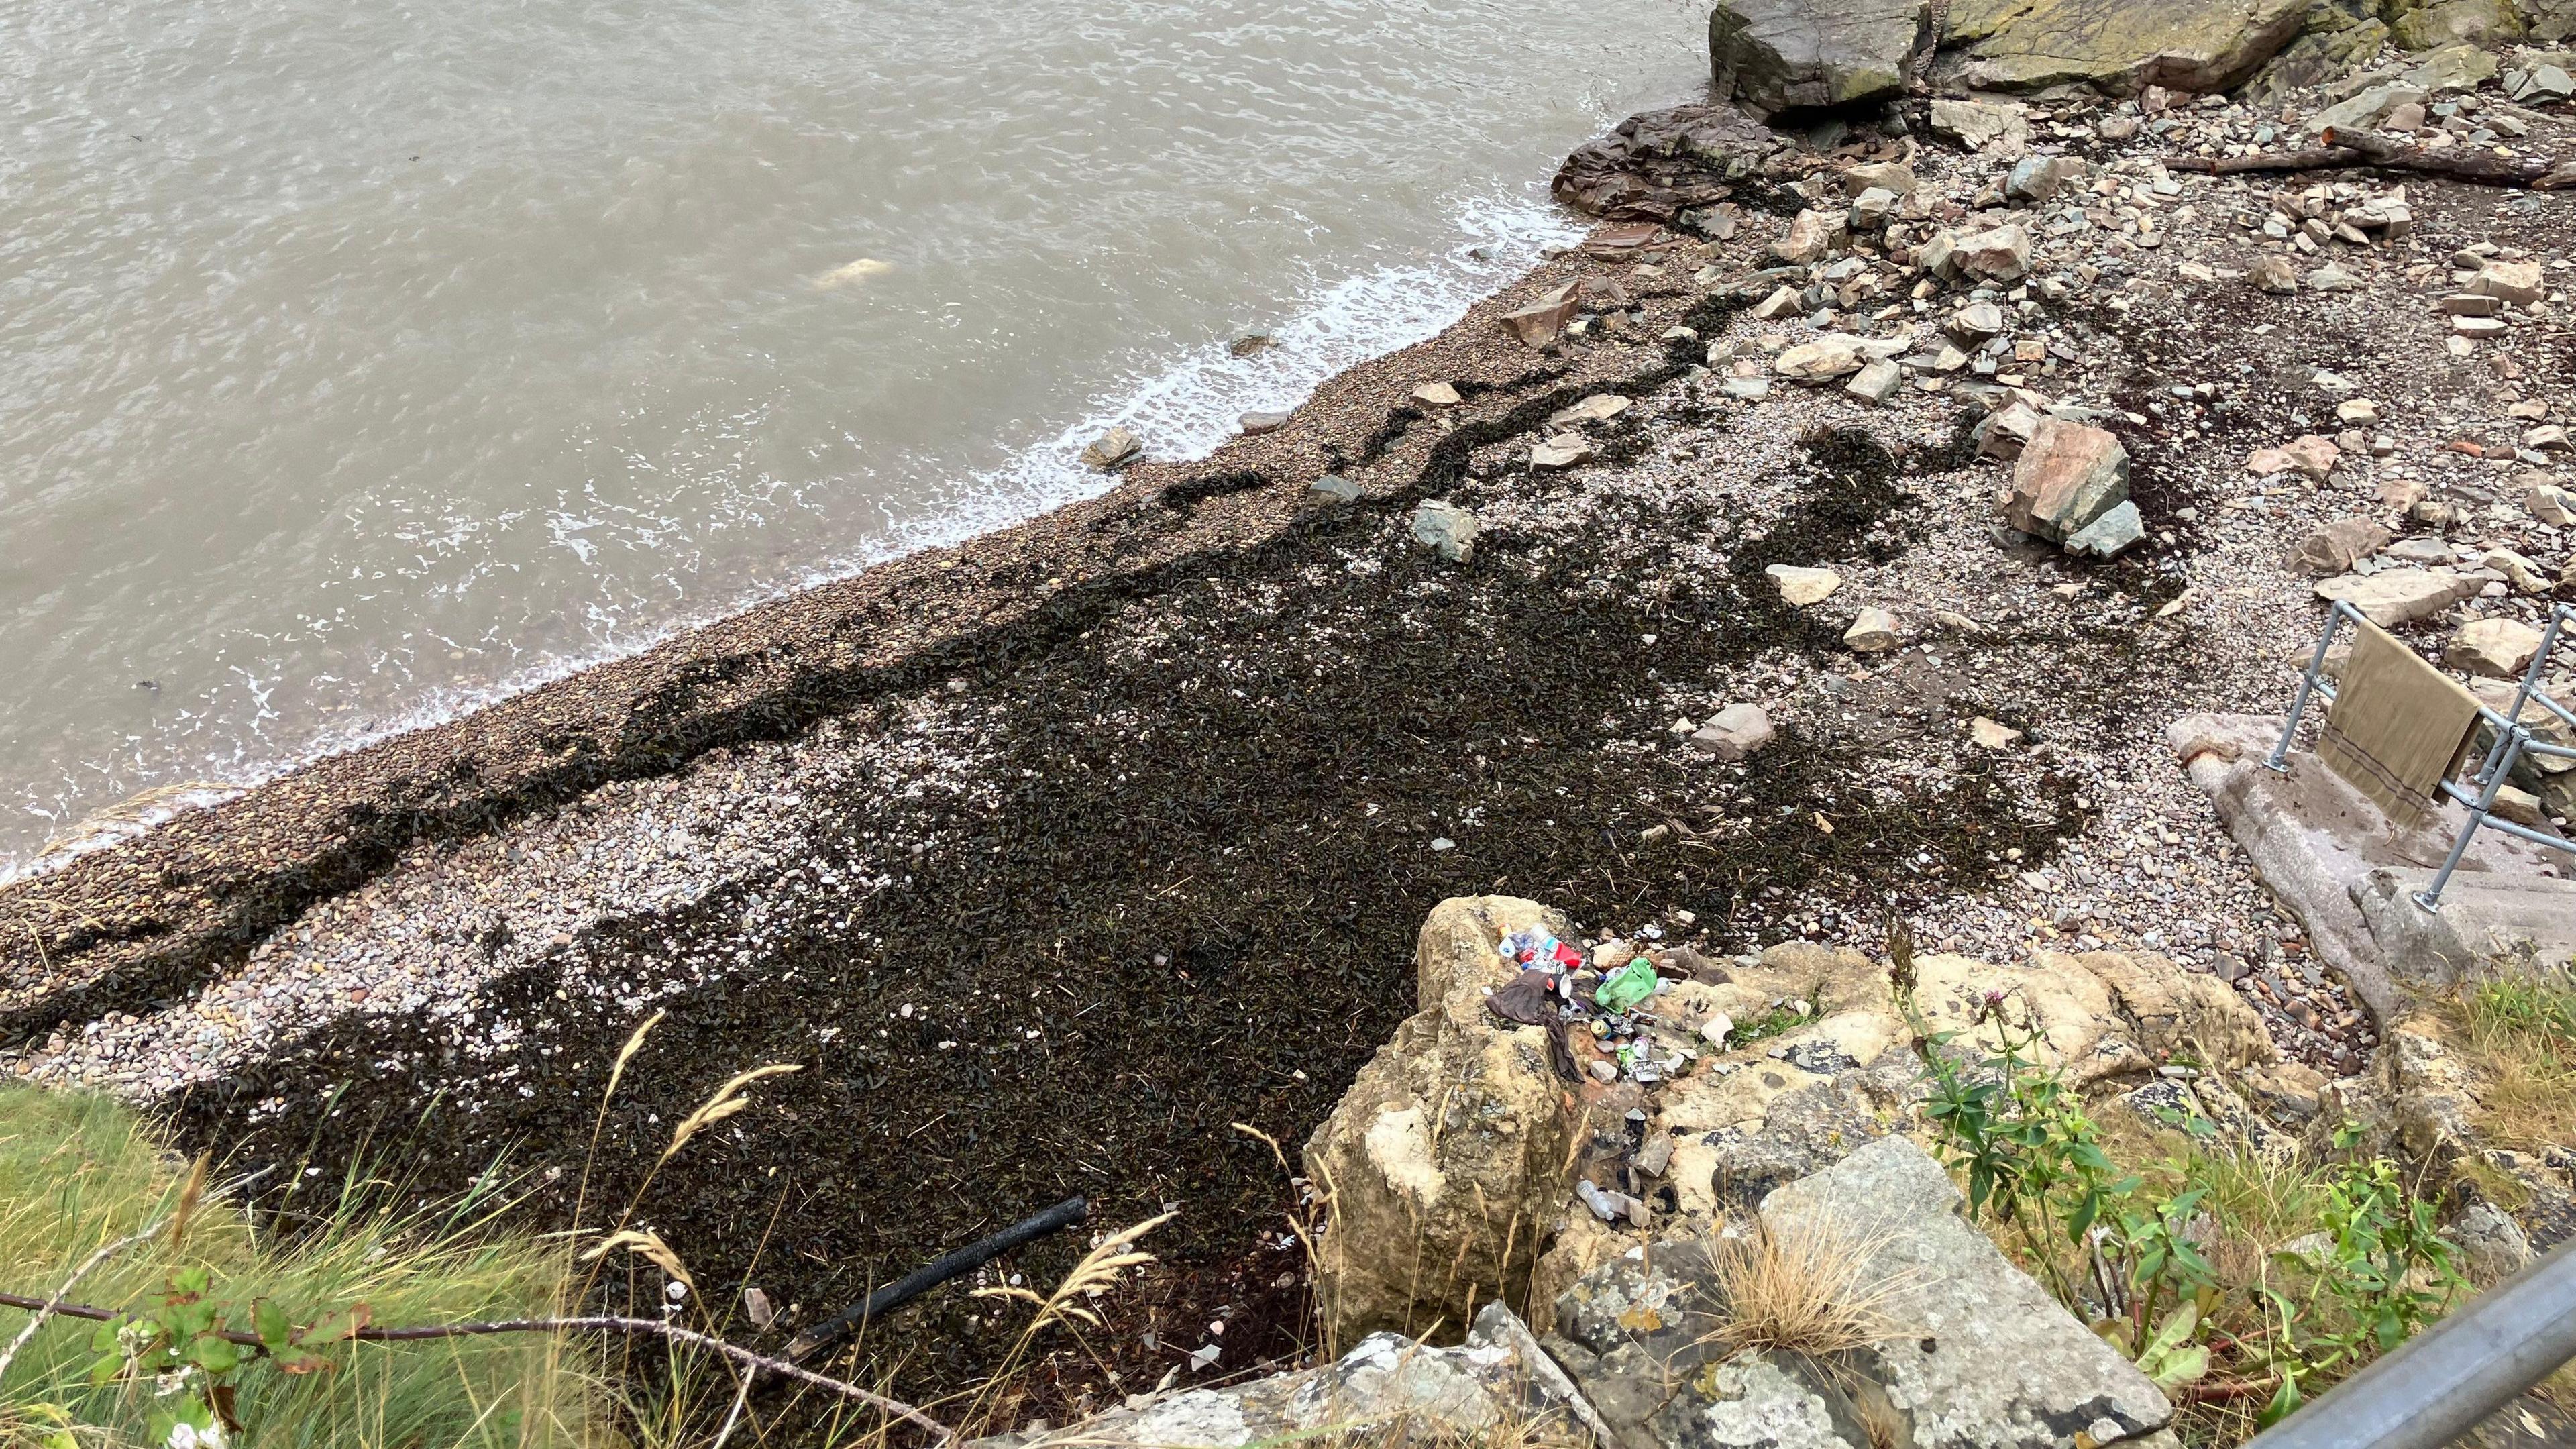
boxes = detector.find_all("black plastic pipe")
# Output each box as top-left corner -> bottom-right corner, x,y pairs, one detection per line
786,1195 -> 1089,1362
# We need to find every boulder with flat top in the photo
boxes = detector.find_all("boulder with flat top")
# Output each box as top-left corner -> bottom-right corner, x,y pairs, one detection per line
2313,568 -> 2479,628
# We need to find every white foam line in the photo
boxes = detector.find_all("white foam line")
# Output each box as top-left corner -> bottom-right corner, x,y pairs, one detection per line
861,189 -> 1583,566
2,189 -> 1582,883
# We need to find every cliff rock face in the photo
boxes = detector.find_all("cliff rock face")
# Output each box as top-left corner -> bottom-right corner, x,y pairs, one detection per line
1709,0 -> 1935,117
1935,0 -> 2308,93
1303,896 -> 1586,1346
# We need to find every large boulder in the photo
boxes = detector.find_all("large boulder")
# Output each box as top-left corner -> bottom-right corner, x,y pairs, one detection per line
1939,0 -> 2307,93
2243,15 -> 2393,104
1543,1138 -> 2178,1449
1305,897 -> 1585,1346
1711,0 -> 1935,116
2404,39 -> 2504,89
2391,0 -> 2523,49
2006,418 -> 2131,543
2526,0 -> 2576,42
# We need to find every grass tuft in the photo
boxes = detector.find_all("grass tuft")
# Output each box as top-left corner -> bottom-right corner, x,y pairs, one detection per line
1705,1220 -> 1910,1363
2450,968 -> 2576,1157
0,1084 -> 606,1449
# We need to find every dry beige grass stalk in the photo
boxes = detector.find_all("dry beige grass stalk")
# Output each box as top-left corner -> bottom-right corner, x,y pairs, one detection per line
661,1063 -> 802,1162
1705,1218 -> 1915,1363
2452,1003 -> 2576,1157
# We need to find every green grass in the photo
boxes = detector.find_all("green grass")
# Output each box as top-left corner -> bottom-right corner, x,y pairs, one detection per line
1727,1002 -> 1816,1051
2451,968 -> 2576,1157
0,1085 -> 606,1449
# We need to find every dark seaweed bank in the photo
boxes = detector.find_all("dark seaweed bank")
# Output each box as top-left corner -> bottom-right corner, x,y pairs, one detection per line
159,407 -> 2102,1430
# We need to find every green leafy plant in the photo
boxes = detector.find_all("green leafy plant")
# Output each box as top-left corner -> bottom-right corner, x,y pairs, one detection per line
1908,986 -> 2137,1305
2109,1184 -> 2216,1358
1890,938 -> 2471,1435
2135,1301 -> 2212,1392
78,1265 -> 371,1447
1727,1000 -> 1818,1051
2247,1128 -> 2466,1426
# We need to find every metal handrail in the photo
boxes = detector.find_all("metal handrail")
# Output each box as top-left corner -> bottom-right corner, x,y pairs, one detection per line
2269,601 -> 2575,909
2242,1238 -> 2576,1449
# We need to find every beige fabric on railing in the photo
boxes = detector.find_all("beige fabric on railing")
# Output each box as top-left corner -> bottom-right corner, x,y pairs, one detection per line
2316,619 -> 2483,830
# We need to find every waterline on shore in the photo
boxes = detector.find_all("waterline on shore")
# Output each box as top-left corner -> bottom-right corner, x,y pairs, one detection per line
2,190 -> 1580,881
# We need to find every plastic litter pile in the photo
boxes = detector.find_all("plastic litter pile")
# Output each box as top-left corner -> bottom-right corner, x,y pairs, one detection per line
1487,924 -> 1703,1089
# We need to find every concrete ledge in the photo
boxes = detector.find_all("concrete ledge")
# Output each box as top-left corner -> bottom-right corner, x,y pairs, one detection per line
2168,712 -> 2576,1019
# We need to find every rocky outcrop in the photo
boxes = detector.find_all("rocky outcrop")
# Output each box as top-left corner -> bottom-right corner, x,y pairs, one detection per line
1935,0 -> 2307,93
1552,104 -> 1788,223
1542,1138 -> 2179,1449
1709,0 -> 1934,117
1320,900 -> 2273,1348
1305,897 -> 1587,1345
1004,1141 -> 2192,1449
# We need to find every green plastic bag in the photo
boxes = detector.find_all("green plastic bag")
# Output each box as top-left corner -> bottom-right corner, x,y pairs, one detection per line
1594,958 -> 1658,1012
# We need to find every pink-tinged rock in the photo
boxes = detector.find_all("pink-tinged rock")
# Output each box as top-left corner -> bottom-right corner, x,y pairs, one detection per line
2445,617 -> 2546,678
2291,517 -> 2392,577
1946,223 -> 2033,282
1977,401 -> 2043,460
1773,208 -> 1841,264
2247,435 -> 2339,480
2006,419 -> 2130,542
1500,284 -> 1580,347
2469,258 -> 2544,306
2285,435 -> 2341,478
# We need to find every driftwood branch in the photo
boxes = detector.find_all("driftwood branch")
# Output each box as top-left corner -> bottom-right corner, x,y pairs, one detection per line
2166,127 -> 2576,189
0,1291 -> 949,1441
0,1216 -> 171,1381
